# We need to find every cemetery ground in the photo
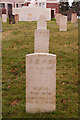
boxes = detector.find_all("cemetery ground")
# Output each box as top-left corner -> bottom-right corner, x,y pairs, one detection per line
2,19 -> 78,118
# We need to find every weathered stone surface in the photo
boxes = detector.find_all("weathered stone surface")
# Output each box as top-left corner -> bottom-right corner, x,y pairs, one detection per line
26,53 -> 56,113
27,14 -> 32,21
37,15 -> 47,29
2,14 -> 7,22
71,13 -> 77,23
13,6 -> 51,21
34,29 -> 49,53
59,16 -> 67,31
55,13 -> 62,26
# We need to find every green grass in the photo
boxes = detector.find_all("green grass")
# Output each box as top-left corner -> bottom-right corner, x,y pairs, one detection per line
2,19 -> 78,118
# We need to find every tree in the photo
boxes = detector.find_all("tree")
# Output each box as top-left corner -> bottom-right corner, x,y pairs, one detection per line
71,1 -> 80,16
59,0 -> 70,14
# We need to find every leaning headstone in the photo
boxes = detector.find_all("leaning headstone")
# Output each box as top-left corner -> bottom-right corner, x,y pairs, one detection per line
59,16 -> 67,31
37,15 -> 47,29
26,16 -> 56,113
2,14 -> 7,22
71,13 -> 77,23
27,14 -> 32,21
15,14 -> 19,23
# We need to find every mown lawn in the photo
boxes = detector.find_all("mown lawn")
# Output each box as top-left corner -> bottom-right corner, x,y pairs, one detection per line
2,19 -> 78,118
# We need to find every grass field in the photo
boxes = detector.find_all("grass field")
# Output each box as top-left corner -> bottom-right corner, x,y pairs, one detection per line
2,19 -> 78,118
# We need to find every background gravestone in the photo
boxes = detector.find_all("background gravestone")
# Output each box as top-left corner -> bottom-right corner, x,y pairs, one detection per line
9,15 -> 15,24
27,14 -> 32,21
71,13 -> 77,23
35,15 -> 49,53
55,14 -> 62,26
37,15 -> 47,29
26,16 -> 56,113
2,14 -> 7,22
34,29 -> 49,53
15,14 -> 19,23
59,16 -> 67,31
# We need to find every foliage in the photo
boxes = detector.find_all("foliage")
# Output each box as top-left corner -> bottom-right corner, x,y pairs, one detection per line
59,2 -> 70,14
71,1 -> 80,16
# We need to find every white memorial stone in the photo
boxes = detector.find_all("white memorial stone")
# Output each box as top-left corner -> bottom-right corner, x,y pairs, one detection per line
27,14 -> 32,21
13,6 -> 51,21
37,15 -> 47,29
71,13 -> 77,23
55,13 -> 61,26
26,14 -> 56,113
2,14 -> 7,22
34,29 -> 49,53
26,53 -> 56,113
59,16 -> 67,31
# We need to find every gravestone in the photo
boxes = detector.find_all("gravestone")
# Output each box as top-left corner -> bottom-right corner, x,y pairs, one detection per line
2,14 -> 7,22
34,29 -> 49,53
9,15 -> 15,24
26,53 -> 56,113
55,14 -> 62,26
71,13 -> 77,23
27,14 -> 32,21
59,16 -> 67,31
26,17 -> 56,113
15,14 -> 19,23
57,14 -> 63,26
37,15 -> 47,29
13,6 -> 51,21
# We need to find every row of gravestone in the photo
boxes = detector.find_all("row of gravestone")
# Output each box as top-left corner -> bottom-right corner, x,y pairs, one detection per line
55,13 -> 77,31
2,13 -> 77,113
26,15 -> 56,113
26,13 -> 76,113
2,14 -> 35,23
2,14 -> 19,24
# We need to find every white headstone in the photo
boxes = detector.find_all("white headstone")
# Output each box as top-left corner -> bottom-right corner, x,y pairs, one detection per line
13,6 -> 51,21
27,14 -> 32,21
26,15 -> 56,113
2,14 -> 7,22
71,13 -> 77,23
59,16 -> 67,31
37,15 -> 47,29
34,29 -> 49,53
26,53 -> 56,113
55,13 -> 62,26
